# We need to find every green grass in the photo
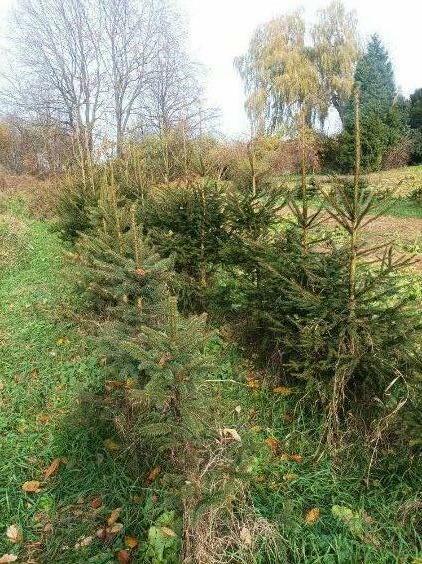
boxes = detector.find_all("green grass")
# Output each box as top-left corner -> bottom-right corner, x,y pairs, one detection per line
383,197 -> 422,219
0,200 -> 420,563
216,343 -> 422,564
0,204 -> 156,563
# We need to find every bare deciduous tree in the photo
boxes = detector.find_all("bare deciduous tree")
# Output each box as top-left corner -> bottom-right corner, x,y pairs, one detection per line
100,0 -> 163,152
9,0 -> 104,157
2,0 -> 209,160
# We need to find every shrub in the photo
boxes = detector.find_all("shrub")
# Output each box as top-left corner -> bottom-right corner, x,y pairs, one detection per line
409,129 -> 422,165
382,135 -> 412,169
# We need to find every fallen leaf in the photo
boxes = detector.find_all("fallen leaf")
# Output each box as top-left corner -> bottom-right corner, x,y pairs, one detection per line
104,439 -> 120,452
246,378 -> 260,389
235,405 -> 242,414
283,473 -> 298,482
96,527 -> 107,540
108,523 -> 123,534
160,527 -> 176,538
239,526 -> 252,547
107,507 -> 122,526
43,458 -> 62,478
362,511 -> 374,525
146,466 -> 161,484
289,454 -> 303,463
117,549 -> 131,563
221,428 -> 242,442
273,386 -> 293,396
36,414 -> 50,424
0,555 -> 18,563
90,497 -> 102,509
22,481 -> 41,493
265,437 -> 280,454
305,508 -> 320,525
6,525 -> 22,544
43,523 -> 53,534
124,535 -> 138,549
74,535 -> 94,549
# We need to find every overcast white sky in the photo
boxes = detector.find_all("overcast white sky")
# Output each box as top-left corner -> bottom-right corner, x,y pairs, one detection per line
1,0 -> 421,138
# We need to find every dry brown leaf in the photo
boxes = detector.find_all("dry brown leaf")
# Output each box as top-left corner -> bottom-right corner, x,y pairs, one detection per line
74,535 -> 94,549
36,414 -> 50,424
283,473 -> 298,482
273,386 -> 293,396
104,439 -> 120,452
124,535 -> 138,549
305,508 -> 320,525
289,454 -> 303,463
22,481 -> 41,493
90,497 -> 103,509
246,377 -> 260,389
0,555 -> 18,563
96,527 -> 107,540
107,507 -> 122,526
117,549 -> 132,564
221,428 -> 242,442
239,526 -> 252,547
43,458 -> 62,479
107,523 -> 123,534
146,466 -> 161,484
265,437 -> 280,454
160,527 -> 176,538
6,525 -> 22,544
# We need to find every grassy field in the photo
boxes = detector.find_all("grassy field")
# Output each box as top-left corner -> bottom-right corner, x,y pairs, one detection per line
367,165 -> 422,199
0,203 -> 154,563
0,195 -> 420,563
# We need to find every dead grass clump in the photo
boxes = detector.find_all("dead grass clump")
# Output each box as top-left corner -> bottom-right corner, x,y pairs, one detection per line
182,442 -> 283,564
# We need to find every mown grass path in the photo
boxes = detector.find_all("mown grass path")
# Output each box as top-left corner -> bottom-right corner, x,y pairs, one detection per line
0,210 -> 146,563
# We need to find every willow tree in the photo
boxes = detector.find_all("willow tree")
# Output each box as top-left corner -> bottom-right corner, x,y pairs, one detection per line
236,1 -> 360,133
311,0 -> 360,126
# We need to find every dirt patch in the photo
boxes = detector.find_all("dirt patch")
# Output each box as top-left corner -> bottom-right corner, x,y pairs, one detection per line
279,207 -> 422,272
363,215 -> 421,243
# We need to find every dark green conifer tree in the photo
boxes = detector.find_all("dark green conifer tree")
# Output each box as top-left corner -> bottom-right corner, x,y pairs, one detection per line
75,180 -> 172,326
409,88 -> 422,164
338,34 -> 406,171
237,89 -> 421,448
142,178 -> 228,311
119,296 -> 216,464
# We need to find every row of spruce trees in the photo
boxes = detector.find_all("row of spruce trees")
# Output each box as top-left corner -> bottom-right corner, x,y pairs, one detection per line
60,88 -> 421,451
57,90 -> 421,557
